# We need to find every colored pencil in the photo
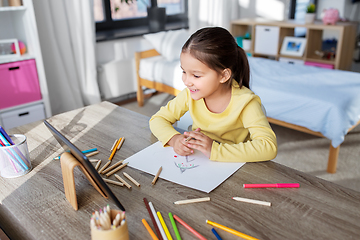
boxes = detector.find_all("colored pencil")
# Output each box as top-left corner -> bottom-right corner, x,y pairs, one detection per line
0,133 -> 28,170
89,159 -> 100,163
173,197 -> 210,205
168,212 -> 181,240
149,202 -> 167,240
0,139 -> 18,173
102,178 -> 124,186
82,148 -> 97,154
232,197 -> 271,206
101,160 -> 124,174
243,183 -> 300,188
123,172 -> 140,187
105,162 -> 128,177
157,211 -> 173,240
109,138 -> 121,161
110,139 -> 118,151
117,137 -> 125,150
114,174 -> 132,189
206,220 -> 259,240
98,160 -> 111,173
211,228 -> 222,240
152,166 -> 162,185
173,215 -> 206,240
142,218 -> 159,240
143,198 -> 163,240
85,151 -> 99,157
95,160 -> 102,170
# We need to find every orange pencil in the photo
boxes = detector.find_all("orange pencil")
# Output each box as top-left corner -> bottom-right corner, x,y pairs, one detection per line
109,138 -> 121,161
142,219 -> 159,240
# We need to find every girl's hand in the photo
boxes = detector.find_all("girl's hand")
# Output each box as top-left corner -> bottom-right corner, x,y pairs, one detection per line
184,128 -> 212,158
167,134 -> 194,156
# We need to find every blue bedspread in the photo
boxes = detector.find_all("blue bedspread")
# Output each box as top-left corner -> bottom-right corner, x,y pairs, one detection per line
249,57 -> 360,148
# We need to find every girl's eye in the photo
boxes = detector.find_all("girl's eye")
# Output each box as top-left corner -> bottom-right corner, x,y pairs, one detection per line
182,70 -> 186,74
194,75 -> 200,78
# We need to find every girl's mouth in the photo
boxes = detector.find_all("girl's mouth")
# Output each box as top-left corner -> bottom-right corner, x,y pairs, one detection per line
189,88 -> 199,93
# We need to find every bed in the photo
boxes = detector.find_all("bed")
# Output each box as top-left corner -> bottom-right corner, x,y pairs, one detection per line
135,47 -> 360,173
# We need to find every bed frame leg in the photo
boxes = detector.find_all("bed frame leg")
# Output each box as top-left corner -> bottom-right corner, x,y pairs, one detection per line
327,143 -> 340,173
137,88 -> 144,107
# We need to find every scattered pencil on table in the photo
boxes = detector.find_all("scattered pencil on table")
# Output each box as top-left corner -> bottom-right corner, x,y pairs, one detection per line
142,218 -> 159,240
115,174 -> 132,189
103,178 -> 124,186
105,162 -> 128,177
123,172 -> 140,187
173,197 -> 210,205
149,202 -> 167,240
243,183 -> 300,188
53,148 -> 98,160
95,160 -> 102,170
109,138 -> 121,161
86,150 -> 99,158
152,166 -> 162,185
89,159 -> 100,163
98,160 -> 111,173
143,198 -> 163,240
101,160 -> 124,174
173,214 -> 207,240
206,219 -> 259,240
168,212 -> 181,240
232,197 -> 271,206
110,139 -> 118,151
117,137 -> 125,150
211,228 -> 223,240
157,211 -> 173,240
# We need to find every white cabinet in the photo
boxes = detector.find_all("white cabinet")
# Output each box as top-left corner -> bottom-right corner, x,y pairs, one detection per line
0,0 -> 51,129
254,25 -> 280,56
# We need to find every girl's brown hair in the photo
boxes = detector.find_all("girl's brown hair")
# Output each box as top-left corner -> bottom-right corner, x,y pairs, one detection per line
182,27 -> 250,89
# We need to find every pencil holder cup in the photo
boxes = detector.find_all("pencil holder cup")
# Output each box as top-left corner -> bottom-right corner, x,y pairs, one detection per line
91,209 -> 129,240
0,134 -> 32,178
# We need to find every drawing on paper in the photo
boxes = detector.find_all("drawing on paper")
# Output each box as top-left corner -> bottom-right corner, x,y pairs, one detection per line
174,154 -> 199,173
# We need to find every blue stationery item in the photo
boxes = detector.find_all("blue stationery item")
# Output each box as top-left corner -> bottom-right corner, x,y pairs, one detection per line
53,148 -> 98,160
211,228 -> 223,240
0,126 -> 14,144
0,133 -> 28,170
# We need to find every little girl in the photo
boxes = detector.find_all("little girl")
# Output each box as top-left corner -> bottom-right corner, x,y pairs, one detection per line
149,27 -> 277,162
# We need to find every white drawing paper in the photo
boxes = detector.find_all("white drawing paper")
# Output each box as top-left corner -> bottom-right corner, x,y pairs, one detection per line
126,141 -> 245,193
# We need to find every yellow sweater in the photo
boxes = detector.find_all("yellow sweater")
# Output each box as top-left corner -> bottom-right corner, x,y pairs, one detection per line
149,81 -> 277,162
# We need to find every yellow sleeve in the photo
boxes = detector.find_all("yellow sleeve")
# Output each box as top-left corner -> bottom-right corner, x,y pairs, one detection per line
210,98 -> 277,162
149,89 -> 189,146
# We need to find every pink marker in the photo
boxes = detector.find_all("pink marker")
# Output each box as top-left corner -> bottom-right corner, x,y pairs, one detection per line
243,183 -> 300,188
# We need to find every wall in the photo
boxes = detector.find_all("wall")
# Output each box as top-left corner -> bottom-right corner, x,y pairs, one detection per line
96,0 -> 292,102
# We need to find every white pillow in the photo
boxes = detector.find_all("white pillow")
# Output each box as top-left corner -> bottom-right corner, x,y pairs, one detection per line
143,29 -> 190,61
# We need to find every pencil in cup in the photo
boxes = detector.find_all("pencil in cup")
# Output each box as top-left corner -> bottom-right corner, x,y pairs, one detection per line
0,134 -> 32,178
91,209 -> 129,240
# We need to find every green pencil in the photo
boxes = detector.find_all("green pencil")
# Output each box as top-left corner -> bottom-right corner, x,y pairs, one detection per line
169,212 -> 181,240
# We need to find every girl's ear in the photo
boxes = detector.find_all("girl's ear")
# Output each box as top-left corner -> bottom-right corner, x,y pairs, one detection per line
220,68 -> 232,83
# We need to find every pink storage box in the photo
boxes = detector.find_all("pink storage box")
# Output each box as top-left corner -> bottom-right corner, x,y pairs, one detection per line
304,61 -> 334,69
0,59 -> 42,110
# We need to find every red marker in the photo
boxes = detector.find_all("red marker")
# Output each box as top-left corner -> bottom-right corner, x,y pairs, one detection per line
243,183 -> 300,188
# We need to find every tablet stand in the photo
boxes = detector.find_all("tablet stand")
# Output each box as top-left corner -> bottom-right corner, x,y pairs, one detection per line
60,152 -> 107,210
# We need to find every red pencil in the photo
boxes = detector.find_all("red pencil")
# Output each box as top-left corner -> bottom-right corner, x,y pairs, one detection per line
173,214 -> 207,240
143,198 -> 163,240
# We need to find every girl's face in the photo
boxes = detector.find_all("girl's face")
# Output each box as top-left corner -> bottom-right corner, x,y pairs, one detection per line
180,52 -> 228,101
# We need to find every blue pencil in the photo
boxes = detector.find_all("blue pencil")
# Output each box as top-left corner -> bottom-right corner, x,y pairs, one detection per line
0,133 -> 28,170
53,148 -> 98,160
0,126 -> 14,144
211,228 -> 223,240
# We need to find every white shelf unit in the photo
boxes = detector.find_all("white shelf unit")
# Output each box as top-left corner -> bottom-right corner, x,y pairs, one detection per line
0,0 -> 51,129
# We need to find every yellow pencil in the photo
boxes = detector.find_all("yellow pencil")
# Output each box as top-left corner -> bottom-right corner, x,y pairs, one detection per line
142,219 -> 159,240
157,211 -> 173,240
206,220 -> 259,240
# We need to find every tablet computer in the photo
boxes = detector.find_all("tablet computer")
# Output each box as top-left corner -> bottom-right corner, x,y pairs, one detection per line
44,120 -> 125,211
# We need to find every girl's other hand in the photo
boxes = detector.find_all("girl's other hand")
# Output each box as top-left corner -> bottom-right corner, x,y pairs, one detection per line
167,134 -> 194,156
184,128 -> 212,158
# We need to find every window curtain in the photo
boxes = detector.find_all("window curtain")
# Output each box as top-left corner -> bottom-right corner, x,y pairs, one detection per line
189,0 -> 241,33
33,0 -> 101,115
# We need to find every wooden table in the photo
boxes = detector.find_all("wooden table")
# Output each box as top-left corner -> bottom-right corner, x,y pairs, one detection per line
1,101 -> 360,240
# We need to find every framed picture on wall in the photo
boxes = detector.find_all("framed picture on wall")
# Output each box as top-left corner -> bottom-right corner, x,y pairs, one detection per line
280,37 -> 307,57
